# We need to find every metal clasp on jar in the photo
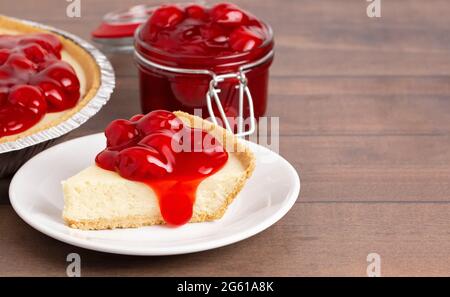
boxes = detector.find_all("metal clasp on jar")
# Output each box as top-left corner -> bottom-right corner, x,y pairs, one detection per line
206,71 -> 255,137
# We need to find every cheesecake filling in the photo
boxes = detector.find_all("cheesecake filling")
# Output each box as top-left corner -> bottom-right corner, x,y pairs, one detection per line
0,33 -> 82,137
95,110 -> 229,225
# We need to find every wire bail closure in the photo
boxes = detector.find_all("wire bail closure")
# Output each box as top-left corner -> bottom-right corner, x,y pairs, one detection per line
206,71 -> 255,137
134,48 -> 274,137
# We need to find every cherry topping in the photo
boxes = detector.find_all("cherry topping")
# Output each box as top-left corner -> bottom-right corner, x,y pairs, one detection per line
158,190 -> 194,226
7,53 -> 36,71
8,85 -> 46,115
95,150 -> 118,171
138,130 -> 175,149
136,110 -> 184,135
211,3 -> 249,27
18,34 -> 62,58
210,3 -> 235,19
200,23 -> 227,42
139,3 -> 268,56
22,43 -> 48,63
117,146 -> 170,179
229,26 -> 264,52
36,61 -> 81,108
0,33 -> 80,138
149,5 -> 185,29
185,4 -> 208,20
105,119 -> 139,148
36,81 -> 65,111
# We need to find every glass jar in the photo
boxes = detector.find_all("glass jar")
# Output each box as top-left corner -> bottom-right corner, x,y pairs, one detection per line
134,9 -> 274,136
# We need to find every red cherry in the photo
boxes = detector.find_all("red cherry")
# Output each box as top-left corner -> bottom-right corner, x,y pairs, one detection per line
212,5 -> 248,27
116,147 -> 170,179
177,129 -> 222,154
34,61 -> 80,108
210,3 -> 237,19
171,76 -> 208,106
140,22 -> 159,42
95,149 -> 118,171
149,5 -> 184,28
22,43 -> 49,63
7,53 -> 36,71
0,105 -> 35,137
18,34 -> 62,58
175,129 -> 228,177
8,85 -> 46,115
185,4 -> 208,20
130,114 -> 144,122
229,26 -> 264,52
0,49 -> 10,65
37,81 -> 66,111
200,23 -> 227,41
138,132 -> 177,173
139,130 -> 179,156
105,119 -> 139,148
42,62 -> 80,92
136,110 -> 184,135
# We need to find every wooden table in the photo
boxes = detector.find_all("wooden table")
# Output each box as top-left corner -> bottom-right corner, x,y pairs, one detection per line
1,0 -> 449,276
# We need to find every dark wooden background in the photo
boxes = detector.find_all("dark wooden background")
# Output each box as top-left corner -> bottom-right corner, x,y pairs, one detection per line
1,0 -> 450,276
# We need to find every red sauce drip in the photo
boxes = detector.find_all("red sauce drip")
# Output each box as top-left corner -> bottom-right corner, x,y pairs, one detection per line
0,33 -> 80,137
95,110 -> 229,226
140,3 -> 269,57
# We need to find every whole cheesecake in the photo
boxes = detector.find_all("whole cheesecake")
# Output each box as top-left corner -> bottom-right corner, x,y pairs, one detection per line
0,15 -> 100,143
62,111 -> 255,230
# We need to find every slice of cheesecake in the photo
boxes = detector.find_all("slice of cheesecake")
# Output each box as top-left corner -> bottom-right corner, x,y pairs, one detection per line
62,111 -> 255,230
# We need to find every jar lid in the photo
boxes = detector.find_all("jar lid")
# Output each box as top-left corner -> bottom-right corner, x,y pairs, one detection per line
91,4 -> 154,51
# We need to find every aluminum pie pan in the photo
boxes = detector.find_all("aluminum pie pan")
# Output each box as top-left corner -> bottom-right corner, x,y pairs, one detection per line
0,17 -> 115,177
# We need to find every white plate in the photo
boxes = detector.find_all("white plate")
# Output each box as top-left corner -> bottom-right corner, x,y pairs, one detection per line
9,133 -> 300,256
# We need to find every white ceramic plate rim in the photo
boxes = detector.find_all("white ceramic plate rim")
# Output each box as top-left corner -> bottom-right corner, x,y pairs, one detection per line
9,133 -> 300,256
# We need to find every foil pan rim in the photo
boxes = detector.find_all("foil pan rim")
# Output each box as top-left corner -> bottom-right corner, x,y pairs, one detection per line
0,16 -> 115,154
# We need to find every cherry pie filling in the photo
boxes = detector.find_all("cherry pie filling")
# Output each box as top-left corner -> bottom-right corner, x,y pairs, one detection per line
95,110 -> 229,226
136,2 -> 273,119
140,3 -> 270,57
0,33 -> 80,138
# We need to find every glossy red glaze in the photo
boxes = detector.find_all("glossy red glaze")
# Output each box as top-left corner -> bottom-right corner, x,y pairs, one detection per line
95,110 -> 229,226
135,2 -> 273,121
0,33 -> 80,138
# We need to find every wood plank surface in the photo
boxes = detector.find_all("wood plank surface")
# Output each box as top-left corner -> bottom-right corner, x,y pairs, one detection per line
1,203 -> 449,276
0,0 -> 449,276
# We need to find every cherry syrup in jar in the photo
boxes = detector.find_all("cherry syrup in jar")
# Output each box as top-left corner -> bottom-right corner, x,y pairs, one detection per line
134,3 -> 274,127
